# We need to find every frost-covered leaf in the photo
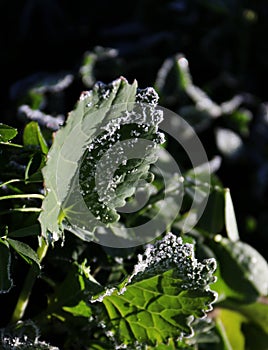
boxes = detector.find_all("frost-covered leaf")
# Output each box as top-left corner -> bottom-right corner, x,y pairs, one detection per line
92,233 -> 217,346
18,105 -> 64,131
79,47 -> 119,87
0,336 -> 59,350
215,127 -> 243,158
39,77 -> 164,243
0,321 -> 59,350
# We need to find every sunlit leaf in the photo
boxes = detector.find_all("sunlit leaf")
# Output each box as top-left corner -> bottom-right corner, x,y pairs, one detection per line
39,77 -> 164,243
62,300 -> 92,318
7,238 -> 40,268
224,188 -> 239,242
0,123 -> 18,142
92,233 -> 217,346
23,121 -> 48,154
216,308 -> 245,350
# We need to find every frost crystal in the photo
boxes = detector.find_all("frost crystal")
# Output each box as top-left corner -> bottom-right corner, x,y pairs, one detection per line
79,86 -> 165,224
136,87 -> 159,106
127,232 -> 217,290
90,287 -> 116,303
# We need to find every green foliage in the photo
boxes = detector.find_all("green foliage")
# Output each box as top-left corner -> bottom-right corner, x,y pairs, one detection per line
1,29 -> 268,348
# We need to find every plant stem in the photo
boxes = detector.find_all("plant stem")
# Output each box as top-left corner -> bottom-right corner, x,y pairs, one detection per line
0,193 -> 44,201
10,238 -> 49,324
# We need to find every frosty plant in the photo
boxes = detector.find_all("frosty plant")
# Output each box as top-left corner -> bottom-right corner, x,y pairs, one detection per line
39,77 -> 211,248
2,51 -> 268,348
1,76 -> 221,348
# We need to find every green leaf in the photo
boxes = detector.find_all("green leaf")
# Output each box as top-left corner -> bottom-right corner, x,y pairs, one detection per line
23,121 -> 48,154
215,300 -> 268,350
46,261 -> 100,321
39,77 -> 164,243
210,236 -> 268,301
216,308 -> 246,350
224,188 -> 239,241
197,187 -> 225,234
0,123 -> 18,142
93,233 -> 217,346
236,299 -> 268,334
62,300 -> 92,318
7,238 -> 40,268
0,239 -> 13,293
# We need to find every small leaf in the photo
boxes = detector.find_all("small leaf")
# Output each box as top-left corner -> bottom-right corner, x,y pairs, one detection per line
7,238 -> 40,268
63,300 -> 92,318
23,121 -> 48,154
0,123 -> 18,142
0,239 -> 13,293
224,188 -> 239,241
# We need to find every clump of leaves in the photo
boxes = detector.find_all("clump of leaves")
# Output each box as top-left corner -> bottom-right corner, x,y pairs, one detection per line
1,70 -> 268,350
